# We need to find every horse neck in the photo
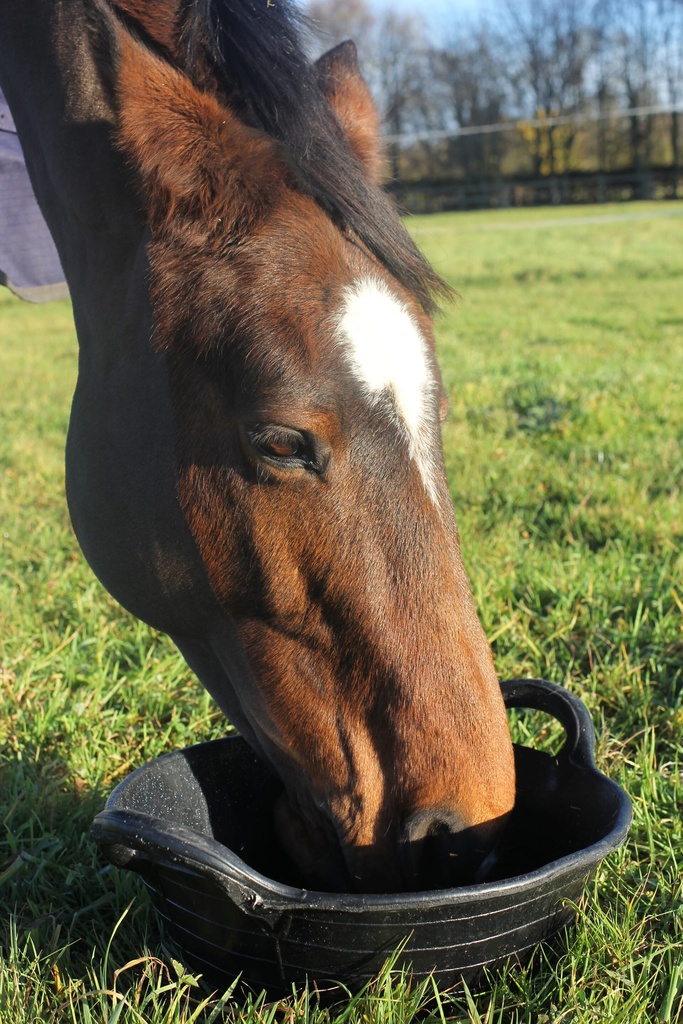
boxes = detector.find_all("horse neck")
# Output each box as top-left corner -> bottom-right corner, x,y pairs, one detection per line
0,0 -> 143,342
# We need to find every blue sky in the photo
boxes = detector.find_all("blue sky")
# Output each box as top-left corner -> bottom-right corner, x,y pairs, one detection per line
369,0 -> 487,37
371,0 -> 482,16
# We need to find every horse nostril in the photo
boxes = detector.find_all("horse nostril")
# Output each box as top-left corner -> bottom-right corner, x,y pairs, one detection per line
400,809 -> 487,890
403,808 -> 468,845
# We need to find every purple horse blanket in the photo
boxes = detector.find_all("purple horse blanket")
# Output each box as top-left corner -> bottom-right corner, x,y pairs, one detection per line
0,89 -> 67,302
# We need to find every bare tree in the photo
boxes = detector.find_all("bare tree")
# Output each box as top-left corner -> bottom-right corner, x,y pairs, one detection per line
372,10 -> 432,177
306,0 -> 683,192
305,0 -> 376,67
590,1 -> 621,172
608,0 -> 661,176
500,0 -> 596,175
432,26 -> 509,180
659,0 -> 683,189
305,0 -> 432,180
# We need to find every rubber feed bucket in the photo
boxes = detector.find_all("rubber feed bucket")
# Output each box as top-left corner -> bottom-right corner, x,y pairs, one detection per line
93,678 -> 632,995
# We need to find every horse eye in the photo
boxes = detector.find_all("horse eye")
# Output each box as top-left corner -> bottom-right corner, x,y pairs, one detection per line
263,438 -> 301,459
248,427 -> 312,468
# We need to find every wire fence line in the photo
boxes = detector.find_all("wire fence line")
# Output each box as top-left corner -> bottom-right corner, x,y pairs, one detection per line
384,103 -> 683,146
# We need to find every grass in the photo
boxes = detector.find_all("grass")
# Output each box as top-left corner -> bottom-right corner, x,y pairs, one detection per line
1,199 -> 682,1022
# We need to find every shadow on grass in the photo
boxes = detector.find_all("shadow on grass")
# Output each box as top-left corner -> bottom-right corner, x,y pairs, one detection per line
0,747 -> 155,971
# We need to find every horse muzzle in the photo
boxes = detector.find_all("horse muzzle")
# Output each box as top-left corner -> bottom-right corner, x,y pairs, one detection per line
398,808 -> 508,890
277,795 -> 510,894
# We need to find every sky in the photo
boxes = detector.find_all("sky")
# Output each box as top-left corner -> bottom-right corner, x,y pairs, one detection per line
371,0 -> 483,17
368,0 -> 488,39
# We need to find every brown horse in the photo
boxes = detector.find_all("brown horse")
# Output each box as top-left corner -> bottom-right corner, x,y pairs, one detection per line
0,0 -> 514,893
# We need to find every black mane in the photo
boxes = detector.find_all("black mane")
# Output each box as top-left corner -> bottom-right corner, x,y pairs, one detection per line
183,0 -> 450,314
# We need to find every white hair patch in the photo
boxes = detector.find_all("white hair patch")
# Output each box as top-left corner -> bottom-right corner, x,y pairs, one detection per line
335,277 -> 440,502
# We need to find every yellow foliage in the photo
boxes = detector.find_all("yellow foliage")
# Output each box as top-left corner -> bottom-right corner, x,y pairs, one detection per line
517,109 -> 576,174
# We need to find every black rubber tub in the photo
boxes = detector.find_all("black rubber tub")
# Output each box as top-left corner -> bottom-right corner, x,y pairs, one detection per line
93,679 -> 632,995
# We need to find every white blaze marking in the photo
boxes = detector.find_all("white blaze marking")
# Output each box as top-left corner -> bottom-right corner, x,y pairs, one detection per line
335,277 -> 440,503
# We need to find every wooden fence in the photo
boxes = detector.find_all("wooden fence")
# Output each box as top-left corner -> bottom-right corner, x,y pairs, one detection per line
388,168 -> 682,214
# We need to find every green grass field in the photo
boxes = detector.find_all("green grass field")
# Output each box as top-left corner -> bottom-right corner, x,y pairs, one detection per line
1,200 -> 682,1022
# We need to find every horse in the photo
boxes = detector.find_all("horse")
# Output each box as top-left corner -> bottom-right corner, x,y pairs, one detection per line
0,0 -> 515,893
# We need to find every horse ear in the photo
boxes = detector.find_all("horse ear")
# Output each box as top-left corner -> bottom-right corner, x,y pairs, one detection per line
316,41 -> 384,184
112,24 -> 279,230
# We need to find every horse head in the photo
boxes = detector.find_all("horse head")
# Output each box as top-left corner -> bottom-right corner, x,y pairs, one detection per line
8,0 -> 516,892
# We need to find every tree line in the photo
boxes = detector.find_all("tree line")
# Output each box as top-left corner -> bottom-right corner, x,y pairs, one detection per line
306,0 -> 683,196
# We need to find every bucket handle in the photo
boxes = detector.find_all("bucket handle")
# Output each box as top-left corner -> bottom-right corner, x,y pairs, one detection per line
500,677 -> 597,768
92,809 -> 293,923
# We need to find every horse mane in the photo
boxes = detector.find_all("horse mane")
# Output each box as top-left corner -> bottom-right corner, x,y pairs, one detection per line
171,0 -> 451,315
